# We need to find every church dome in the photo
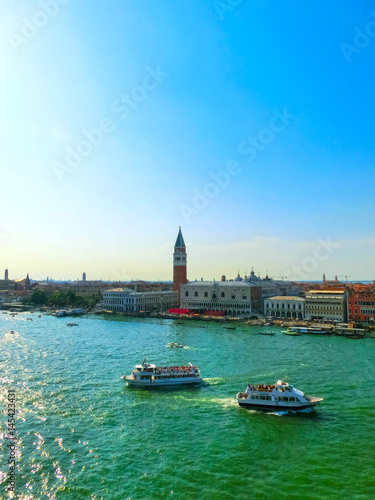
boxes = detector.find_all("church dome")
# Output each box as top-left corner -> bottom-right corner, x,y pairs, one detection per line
249,270 -> 259,281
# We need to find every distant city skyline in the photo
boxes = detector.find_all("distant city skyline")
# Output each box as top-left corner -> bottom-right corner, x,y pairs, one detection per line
2,232 -> 374,283
1,2 -> 374,280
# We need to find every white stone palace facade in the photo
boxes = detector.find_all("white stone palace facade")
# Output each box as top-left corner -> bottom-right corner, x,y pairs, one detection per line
103,288 -> 178,313
264,296 -> 305,319
180,272 -> 304,317
180,280 -> 262,316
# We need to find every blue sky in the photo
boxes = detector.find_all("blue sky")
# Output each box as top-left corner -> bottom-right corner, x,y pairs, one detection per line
0,0 -> 374,281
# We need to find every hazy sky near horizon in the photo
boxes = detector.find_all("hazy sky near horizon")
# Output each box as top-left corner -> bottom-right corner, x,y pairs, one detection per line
1,0 -> 374,281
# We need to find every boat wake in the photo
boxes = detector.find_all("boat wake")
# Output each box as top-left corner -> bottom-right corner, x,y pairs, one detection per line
209,397 -> 238,408
203,377 -> 225,385
267,407 -> 315,417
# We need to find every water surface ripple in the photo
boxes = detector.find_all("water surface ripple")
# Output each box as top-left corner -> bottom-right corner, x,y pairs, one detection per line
1,313 -> 375,499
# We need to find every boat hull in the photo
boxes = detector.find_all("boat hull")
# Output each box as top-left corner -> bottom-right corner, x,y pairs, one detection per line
123,376 -> 202,387
237,401 -> 320,411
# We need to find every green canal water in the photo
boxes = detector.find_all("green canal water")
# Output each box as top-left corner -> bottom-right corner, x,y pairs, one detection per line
1,313 -> 375,499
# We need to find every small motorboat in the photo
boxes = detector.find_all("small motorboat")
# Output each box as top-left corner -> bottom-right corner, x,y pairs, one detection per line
167,342 -> 184,348
224,327 -> 236,330
66,323 -> 79,327
259,331 -> 276,336
282,330 -> 301,336
26,318 -> 33,321
9,330 -> 16,335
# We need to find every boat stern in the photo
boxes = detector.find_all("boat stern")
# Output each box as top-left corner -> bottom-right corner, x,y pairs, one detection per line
236,391 -> 248,400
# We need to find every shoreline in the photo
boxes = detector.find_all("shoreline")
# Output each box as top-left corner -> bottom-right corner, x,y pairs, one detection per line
4,306 -> 375,333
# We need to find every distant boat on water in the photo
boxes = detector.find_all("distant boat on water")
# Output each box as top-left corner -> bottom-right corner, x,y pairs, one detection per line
283,330 -> 301,336
284,327 -> 331,335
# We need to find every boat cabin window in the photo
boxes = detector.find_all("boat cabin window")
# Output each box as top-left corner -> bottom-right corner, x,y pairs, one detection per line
289,397 -> 295,402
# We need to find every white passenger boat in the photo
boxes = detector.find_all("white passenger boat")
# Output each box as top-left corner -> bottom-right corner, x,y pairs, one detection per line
236,380 -> 323,411
122,360 -> 202,387
287,327 -> 331,335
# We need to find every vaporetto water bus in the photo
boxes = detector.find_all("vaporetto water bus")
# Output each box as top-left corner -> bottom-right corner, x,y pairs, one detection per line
122,361 -> 202,387
236,380 -> 323,411
286,326 -> 331,335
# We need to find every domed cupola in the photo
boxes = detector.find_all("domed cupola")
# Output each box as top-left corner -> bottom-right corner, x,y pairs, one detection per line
249,269 -> 259,282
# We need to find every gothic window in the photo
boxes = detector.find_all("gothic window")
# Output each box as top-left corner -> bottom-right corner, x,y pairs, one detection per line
221,292 -> 225,298
204,292 -> 208,297
194,291 -> 198,297
231,295 -> 235,299
185,291 -> 189,297
212,294 -> 216,299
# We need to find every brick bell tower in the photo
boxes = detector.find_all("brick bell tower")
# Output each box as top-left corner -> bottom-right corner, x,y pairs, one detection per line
173,227 -> 187,304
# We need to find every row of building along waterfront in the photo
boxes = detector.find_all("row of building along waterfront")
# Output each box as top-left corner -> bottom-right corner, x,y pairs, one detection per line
102,279 -> 375,324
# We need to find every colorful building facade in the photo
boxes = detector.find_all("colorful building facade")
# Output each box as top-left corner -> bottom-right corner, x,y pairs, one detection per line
348,291 -> 375,323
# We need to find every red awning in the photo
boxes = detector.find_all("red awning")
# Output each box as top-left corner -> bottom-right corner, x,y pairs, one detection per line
168,308 -> 190,314
203,310 -> 225,316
